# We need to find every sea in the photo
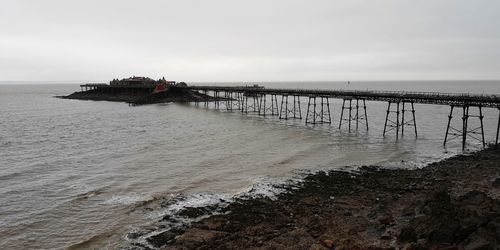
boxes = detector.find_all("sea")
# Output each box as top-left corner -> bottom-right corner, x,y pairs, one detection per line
1,81 -> 499,249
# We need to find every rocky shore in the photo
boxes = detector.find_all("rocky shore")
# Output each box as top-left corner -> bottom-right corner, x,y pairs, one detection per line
146,146 -> 500,249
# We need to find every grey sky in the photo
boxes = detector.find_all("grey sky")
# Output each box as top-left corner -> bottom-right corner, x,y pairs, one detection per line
1,0 -> 499,82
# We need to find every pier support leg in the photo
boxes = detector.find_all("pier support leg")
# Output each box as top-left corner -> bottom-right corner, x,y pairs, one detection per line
348,99 -> 353,132
293,95 -> 302,119
479,106 -> 485,147
271,94 -> 279,115
396,102 -> 400,140
224,91 -> 233,111
340,98 -> 368,131
383,102 -> 391,136
279,95 -> 288,120
383,101 -> 417,138
279,95 -> 302,120
325,97 -> 331,123
363,99 -> 369,130
204,90 -> 209,108
306,96 -> 330,125
412,102 -> 417,137
462,106 -> 468,151
401,102 -> 405,137
244,95 -> 248,113
259,94 -> 267,116
320,98 -> 325,123
237,92 -> 245,112
401,102 -> 417,137
306,96 -> 313,124
260,94 -> 279,116
444,105 -> 485,150
339,99 -> 346,129
356,99 -> 359,130
253,96 -> 259,112
244,94 -> 259,113
313,97 -> 317,124
444,106 -> 454,146
306,96 -> 317,124
497,108 -> 500,145
214,90 -> 220,110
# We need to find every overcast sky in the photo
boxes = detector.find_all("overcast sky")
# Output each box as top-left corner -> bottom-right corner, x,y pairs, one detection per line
1,0 -> 499,82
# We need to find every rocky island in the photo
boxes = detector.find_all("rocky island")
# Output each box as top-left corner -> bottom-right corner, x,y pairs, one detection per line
58,76 -> 217,105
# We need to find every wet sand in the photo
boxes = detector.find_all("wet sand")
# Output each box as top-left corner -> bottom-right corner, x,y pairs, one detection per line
148,146 -> 500,249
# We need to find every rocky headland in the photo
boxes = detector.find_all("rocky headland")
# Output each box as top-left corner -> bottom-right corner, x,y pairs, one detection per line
57,76 -> 222,105
59,86 -> 216,105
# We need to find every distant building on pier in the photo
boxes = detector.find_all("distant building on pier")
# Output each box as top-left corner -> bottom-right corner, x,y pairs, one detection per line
110,76 -> 175,86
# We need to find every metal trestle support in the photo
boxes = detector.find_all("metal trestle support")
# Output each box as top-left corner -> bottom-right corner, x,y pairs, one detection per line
258,94 -> 279,116
305,96 -> 331,124
444,105 -> 486,150
243,94 -> 260,113
279,95 -> 302,120
339,99 -> 368,132
217,91 -> 237,112
213,90 -> 221,110
203,90 -> 209,108
383,101 -> 417,139
496,108 -> 499,145
233,92 -> 245,112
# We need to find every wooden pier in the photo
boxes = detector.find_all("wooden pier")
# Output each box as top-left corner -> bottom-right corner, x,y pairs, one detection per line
173,85 -> 500,150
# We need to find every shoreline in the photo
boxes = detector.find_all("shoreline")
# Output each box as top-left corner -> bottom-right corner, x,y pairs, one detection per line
141,146 -> 500,249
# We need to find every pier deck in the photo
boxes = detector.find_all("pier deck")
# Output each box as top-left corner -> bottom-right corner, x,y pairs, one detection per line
177,85 -> 500,108
173,85 -> 500,149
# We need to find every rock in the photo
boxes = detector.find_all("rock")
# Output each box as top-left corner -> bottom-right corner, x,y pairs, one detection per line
461,227 -> 497,250
492,178 -> 500,188
147,230 -> 178,248
401,243 -> 424,250
175,229 -> 225,248
458,191 -> 490,206
399,226 -> 417,243
310,243 -> 330,250
402,206 -> 416,216
301,196 -> 321,206
381,231 -> 392,240
178,206 -> 211,218
244,223 -> 274,236
378,215 -> 394,225
199,216 -> 227,230
323,239 -> 334,248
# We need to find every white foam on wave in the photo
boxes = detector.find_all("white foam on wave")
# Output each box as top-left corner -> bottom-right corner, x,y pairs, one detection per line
104,194 -> 152,205
233,176 -> 305,200
144,192 -> 232,221
125,176 -> 308,249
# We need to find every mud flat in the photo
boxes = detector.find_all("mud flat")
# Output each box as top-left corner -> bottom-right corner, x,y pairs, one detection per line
145,146 -> 500,249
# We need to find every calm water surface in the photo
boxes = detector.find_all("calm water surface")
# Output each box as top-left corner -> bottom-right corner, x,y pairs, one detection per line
0,81 -> 499,249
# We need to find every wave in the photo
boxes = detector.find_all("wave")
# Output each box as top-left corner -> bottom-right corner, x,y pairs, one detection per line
121,175 -> 307,249
103,194 -> 152,205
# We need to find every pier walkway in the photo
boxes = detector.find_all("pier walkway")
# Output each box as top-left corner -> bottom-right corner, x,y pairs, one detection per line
173,85 -> 500,149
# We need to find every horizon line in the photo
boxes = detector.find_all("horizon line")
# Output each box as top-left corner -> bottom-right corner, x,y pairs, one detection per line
0,79 -> 499,84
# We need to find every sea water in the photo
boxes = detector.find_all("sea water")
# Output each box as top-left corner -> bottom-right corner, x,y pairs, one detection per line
0,81 -> 499,249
